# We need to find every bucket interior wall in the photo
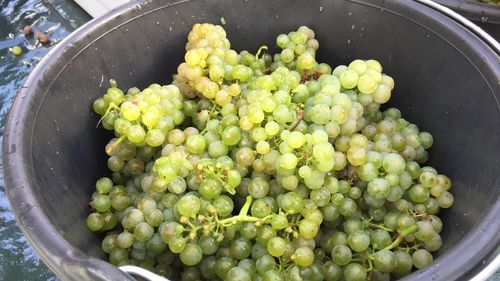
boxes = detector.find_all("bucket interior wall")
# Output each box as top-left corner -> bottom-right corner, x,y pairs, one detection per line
15,0 -> 500,279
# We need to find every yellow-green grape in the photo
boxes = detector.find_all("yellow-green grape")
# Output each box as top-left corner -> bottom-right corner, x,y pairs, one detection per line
12,46 -> 22,56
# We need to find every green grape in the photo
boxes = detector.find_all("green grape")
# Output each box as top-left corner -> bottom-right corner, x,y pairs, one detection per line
310,187 -> 330,207
199,178 -> 223,199
367,178 -> 391,199
296,52 -> 316,70
213,195 -> 234,217
436,191 -> 454,208
93,98 -> 108,115
382,153 -> 406,174
147,233 -> 167,254
238,259 -> 257,275
412,249 -> 433,269
133,221 -> 154,242
357,74 -> 377,94
347,231 -> 370,252
298,166 -> 312,179
144,208 -> 163,227
322,261 -> 343,281
270,214 -> 288,230
408,184 -> 430,203
256,225 -> 276,247
168,234 -> 187,253
93,195 -> 111,212
370,229 -> 391,250
331,244 -> 352,265
180,243 -> 203,266
87,213 -> 104,231
340,70 -> 359,89
120,101 -> 141,121
281,48 -> 295,63
291,247 -> 314,267
397,213 -> 416,230
109,248 -> 129,265
230,237 -> 253,260
280,192 -> 305,214
426,215 -> 443,233
137,197 -> 156,212
102,235 -> 118,254
107,156 -> 124,172
198,235 -> 219,255
347,146 -> 367,166
267,237 -> 286,257
251,243 -> 268,260
256,254 -> 276,274
222,126 -> 242,145
96,177 -> 114,194
373,250 -> 397,273
225,267 -> 252,281
185,134 -> 206,154
299,219 -> 319,239
176,194 -> 201,219
343,263 -> 366,281
393,250 -> 413,274
166,176 -> 186,194
424,232 -> 443,252
279,153 -> 298,170
127,125 -> 146,144
251,198 -> 272,218
263,269 -> 284,281
227,170 -> 242,189
248,177 -> 270,199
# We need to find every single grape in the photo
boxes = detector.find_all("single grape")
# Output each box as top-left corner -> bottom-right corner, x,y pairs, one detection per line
291,247 -> 314,267
373,250 -> 397,273
225,267 -> 252,281
343,263 -> 367,281
180,243 -> 203,266
331,244 -> 352,265
348,231 -> 370,252
267,237 -> 287,257
412,249 -> 433,269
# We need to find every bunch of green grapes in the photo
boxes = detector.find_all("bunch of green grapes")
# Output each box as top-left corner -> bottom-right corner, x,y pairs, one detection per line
478,0 -> 500,5
86,23 -> 454,281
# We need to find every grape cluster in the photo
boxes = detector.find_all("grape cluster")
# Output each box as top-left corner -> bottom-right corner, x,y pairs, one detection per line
478,0 -> 500,5
87,23 -> 454,281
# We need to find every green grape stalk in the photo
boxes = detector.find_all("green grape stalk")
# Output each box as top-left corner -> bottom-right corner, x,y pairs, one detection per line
87,23 -> 454,281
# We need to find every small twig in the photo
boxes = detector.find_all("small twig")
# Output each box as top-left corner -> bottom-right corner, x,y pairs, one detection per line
52,119 -> 60,131
106,135 -> 126,155
288,110 -> 304,131
255,45 -> 268,60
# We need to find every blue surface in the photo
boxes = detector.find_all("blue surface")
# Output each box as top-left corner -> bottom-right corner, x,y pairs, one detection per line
0,0 -> 89,279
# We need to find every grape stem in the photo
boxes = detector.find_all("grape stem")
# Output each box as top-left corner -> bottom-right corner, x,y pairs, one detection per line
96,102 -> 120,128
255,45 -> 268,60
188,196 -> 276,235
368,223 -> 393,232
380,224 -> 419,252
288,110 -> 304,131
238,196 -> 253,216
106,134 -> 126,155
382,236 -> 404,252
219,213 -> 273,227
199,196 -> 273,228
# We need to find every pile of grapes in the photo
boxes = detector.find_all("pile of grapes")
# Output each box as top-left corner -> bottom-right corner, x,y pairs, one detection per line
87,23 -> 454,281
478,0 -> 500,5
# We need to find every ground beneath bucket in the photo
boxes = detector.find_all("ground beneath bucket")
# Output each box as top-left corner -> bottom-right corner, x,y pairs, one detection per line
0,0 -> 89,280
